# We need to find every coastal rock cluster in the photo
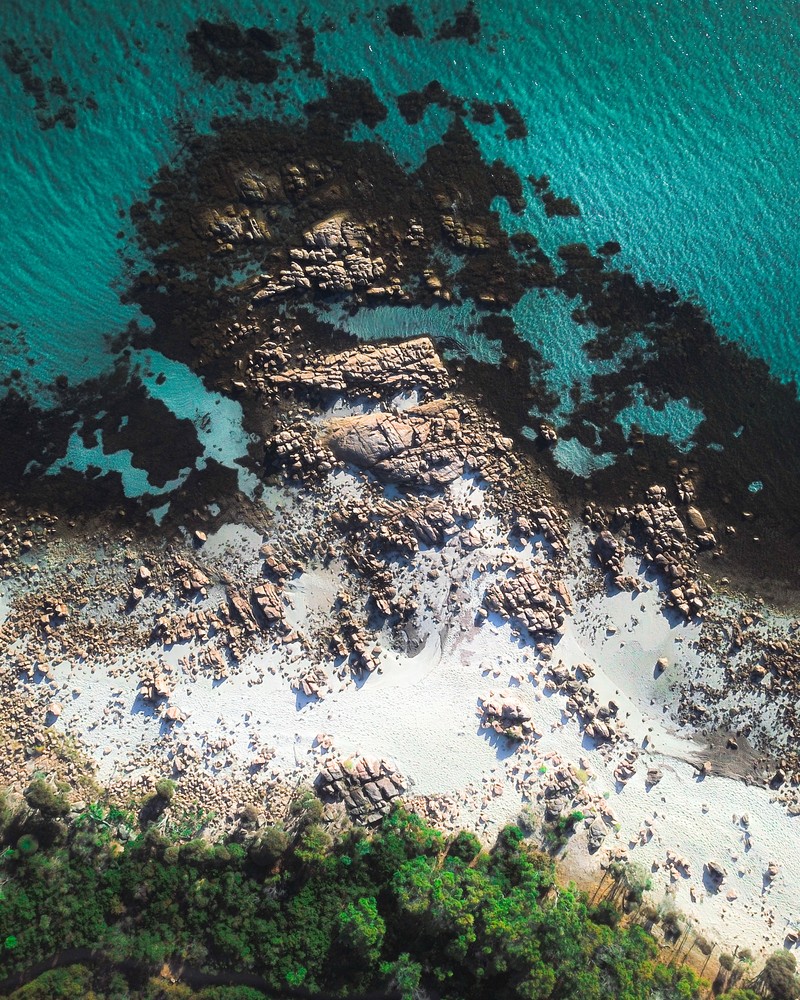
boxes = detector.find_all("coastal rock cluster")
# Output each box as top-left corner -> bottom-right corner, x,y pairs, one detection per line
541,762 -> 581,822
588,484 -> 712,618
262,376 -> 523,495
328,603 -> 382,675
483,567 -> 570,639
200,204 -> 271,245
544,660 -> 624,744
479,689 -> 537,741
252,336 -> 451,400
6,35 -> 800,963
316,755 -> 407,825
250,213 -> 387,300
324,400 -> 466,489
0,509 -> 56,573
264,420 -> 339,483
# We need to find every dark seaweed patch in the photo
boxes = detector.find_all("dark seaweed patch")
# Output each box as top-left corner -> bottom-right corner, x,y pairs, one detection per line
490,160 -> 526,214
2,38 -> 86,130
470,99 -> 496,125
542,192 -> 581,218
305,76 -> 388,131
0,355 -> 203,521
186,20 -> 282,85
435,2 -> 481,44
495,100 -> 528,140
79,375 -> 203,490
529,175 -> 581,217
108,59 -> 800,594
386,4 -> 423,38
397,80 -> 465,124
295,13 -> 323,77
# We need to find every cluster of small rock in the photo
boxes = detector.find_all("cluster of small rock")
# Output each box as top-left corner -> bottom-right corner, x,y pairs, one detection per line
251,580 -> 284,623
403,793 -> 462,832
540,762 -> 581,821
253,337 -> 451,401
149,569 -> 289,665
316,755 -> 406,825
655,850 -> 692,881
588,485 -> 711,618
479,690 -> 538,741
151,602 -> 220,646
0,510 -> 56,571
334,493 -> 480,557
329,603 -> 382,674
511,508 -> 568,557
330,493 -> 494,624
139,661 -> 172,703
171,557 -> 211,598
439,209 -> 492,252
265,419 -> 339,483
199,205 -> 271,247
482,566 -> 570,639
251,214 -> 386,300
295,665 -> 328,699
614,748 -> 640,785
545,661 -> 624,744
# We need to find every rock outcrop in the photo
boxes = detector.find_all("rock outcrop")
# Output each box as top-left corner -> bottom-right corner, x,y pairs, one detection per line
251,581 -> 284,623
324,399 -> 466,488
706,859 -> 728,886
254,337 -> 450,400
480,690 -> 538,741
588,484 -> 711,619
251,213 -> 386,300
483,567 -> 570,639
316,755 -> 406,825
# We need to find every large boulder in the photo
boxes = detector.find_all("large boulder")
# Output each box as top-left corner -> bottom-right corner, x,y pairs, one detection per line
480,690 -> 537,741
324,399 -> 466,488
317,755 -> 407,825
264,337 -> 450,399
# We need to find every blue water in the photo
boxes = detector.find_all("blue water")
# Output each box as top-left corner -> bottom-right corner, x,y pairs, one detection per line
3,0 -> 799,492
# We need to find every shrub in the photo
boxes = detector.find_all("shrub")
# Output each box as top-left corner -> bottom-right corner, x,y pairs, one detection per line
695,935 -> 714,956
589,898 -> 621,928
15,834 -> 38,857
155,779 -> 176,802
761,951 -> 800,1000
248,824 -> 289,867
24,779 -> 70,818
289,788 -> 323,825
449,830 -> 481,863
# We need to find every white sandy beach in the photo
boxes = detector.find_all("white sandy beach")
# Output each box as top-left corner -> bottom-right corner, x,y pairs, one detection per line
10,462 -> 800,962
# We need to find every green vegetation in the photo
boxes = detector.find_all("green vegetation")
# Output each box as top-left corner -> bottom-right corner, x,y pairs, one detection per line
542,809 -> 584,851
22,779 -> 70,819
155,779 -> 177,804
0,783 -> 791,1000
2,965 -> 276,999
755,952 -> 800,999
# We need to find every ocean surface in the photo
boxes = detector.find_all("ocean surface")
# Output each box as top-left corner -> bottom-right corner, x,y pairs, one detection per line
2,0 -> 799,496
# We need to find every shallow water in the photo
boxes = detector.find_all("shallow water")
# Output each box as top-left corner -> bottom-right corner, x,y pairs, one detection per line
2,0 -> 799,488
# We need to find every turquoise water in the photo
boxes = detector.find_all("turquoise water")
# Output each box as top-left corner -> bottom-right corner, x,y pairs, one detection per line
321,301 -> 504,365
3,0 -> 799,491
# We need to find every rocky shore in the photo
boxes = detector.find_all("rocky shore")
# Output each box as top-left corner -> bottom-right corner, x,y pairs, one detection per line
4,328 -> 800,958
5,44 -> 800,970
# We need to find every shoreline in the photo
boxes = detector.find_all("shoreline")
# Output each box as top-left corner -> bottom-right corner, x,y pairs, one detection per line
3,341 -> 800,961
